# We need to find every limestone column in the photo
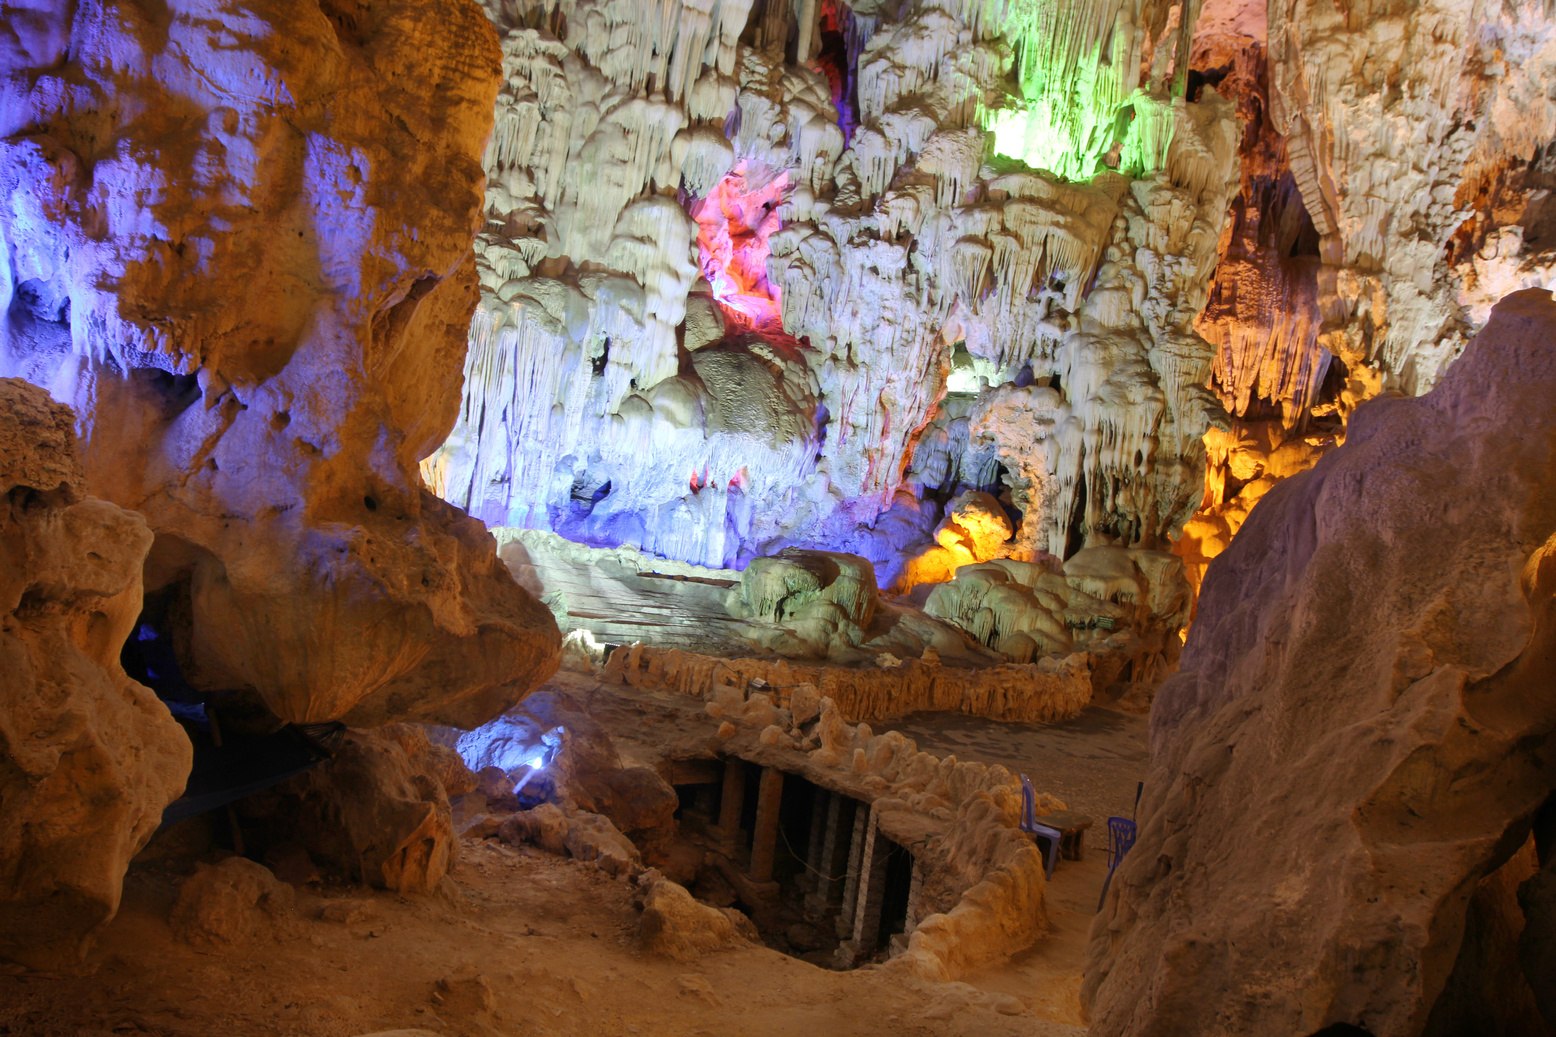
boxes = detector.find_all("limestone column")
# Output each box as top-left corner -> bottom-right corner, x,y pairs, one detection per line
795,0 -> 818,63
749,766 -> 784,883
800,789 -> 830,892
851,816 -> 891,956
806,793 -> 852,915
835,802 -> 869,938
758,0 -> 788,54
903,855 -> 923,934
717,757 -> 745,849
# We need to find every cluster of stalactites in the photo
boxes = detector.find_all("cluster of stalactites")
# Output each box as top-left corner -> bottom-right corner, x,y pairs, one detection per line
436,0 -> 1241,567
977,0 -> 1207,182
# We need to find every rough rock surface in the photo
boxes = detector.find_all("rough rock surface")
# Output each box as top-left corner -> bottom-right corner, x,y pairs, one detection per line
636,872 -> 759,962
609,642 -> 1095,725
435,0 -> 1241,572
0,379 -> 190,968
169,858 -> 298,951
0,0 -> 559,728
281,730 -> 457,894
1084,290 -> 1556,1035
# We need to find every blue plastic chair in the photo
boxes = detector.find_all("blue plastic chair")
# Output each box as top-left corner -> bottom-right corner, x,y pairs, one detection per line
1019,774 -> 1064,880
1097,816 -> 1138,910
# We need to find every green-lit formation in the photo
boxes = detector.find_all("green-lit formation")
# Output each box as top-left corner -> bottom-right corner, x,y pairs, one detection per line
981,0 -> 1186,181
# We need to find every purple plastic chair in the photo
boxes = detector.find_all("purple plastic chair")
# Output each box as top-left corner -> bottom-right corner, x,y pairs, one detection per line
1097,816 -> 1138,910
1019,774 -> 1064,880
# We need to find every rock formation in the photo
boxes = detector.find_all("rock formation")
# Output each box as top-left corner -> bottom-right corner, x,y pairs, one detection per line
0,0 -> 560,729
434,0 -> 1242,573
169,857 -> 299,951
0,379 -> 191,968
608,641 -> 1095,724
1084,290 -> 1556,1035
1174,0 -> 1556,594
636,872 -> 762,962
278,730 -> 459,894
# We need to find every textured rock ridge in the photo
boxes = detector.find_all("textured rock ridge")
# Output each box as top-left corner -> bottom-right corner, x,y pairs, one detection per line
0,379 -> 191,968
1083,289 -> 1556,1035
0,0 -> 560,727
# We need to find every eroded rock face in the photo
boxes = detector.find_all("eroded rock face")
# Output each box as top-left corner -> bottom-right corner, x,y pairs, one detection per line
0,0 -> 559,728
281,729 -> 457,894
169,858 -> 298,951
1084,290 -> 1556,1035
0,379 -> 191,968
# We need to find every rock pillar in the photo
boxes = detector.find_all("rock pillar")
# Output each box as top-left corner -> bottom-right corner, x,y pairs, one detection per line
904,856 -> 923,933
749,766 -> 785,883
796,0 -> 818,63
716,757 -> 745,850
850,813 -> 891,957
835,802 -> 870,938
806,792 -> 854,915
799,788 -> 831,892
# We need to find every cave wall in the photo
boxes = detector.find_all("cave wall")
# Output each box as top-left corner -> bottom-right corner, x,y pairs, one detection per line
1083,290 -> 1556,1035
0,0 -> 561,730
432,0 -> 1244,573
0,378 -> 191,968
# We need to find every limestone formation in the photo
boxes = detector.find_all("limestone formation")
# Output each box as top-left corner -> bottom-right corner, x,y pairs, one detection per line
0,0 -> 561,729
1269,0 -> 1556,399
433,0 -> 1241,575
636,872 -> 760,962
281,730 -> 458,895
1174,0 -> 1556,593
169,858 -> 299,951
1084,290 -> 1556,1035
0,379 -> 191,968
923,544 -> 1189,683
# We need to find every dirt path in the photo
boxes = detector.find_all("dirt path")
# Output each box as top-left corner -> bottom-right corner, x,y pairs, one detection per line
0,837 -> 1090,1037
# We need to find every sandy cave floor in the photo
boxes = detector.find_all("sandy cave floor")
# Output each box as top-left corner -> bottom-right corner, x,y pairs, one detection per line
0,682 -> 1147,1037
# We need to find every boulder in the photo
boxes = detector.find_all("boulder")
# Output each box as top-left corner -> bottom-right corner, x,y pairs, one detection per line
789,682 -> 821,726
498,804 -> 571,855
283,730 -> 456,894
169,857 -> 297,950
0,380 -> 191,968
738,550 -> 878,628
636,873 -> 758,961
1084,291 -> 1556,1035
563,812 -> 641,876
600,767 -> 679,835
0,0 -> 559,730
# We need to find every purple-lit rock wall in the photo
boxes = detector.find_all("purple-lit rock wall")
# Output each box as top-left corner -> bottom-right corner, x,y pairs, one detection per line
0,0 -> 559,728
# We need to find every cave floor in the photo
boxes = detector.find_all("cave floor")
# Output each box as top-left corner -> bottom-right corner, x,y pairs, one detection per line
0,675 -> 1140,1037
0,838 -> 1091,1037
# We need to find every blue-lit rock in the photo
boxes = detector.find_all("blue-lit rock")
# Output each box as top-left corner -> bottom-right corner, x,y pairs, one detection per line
0,0 -> 559,727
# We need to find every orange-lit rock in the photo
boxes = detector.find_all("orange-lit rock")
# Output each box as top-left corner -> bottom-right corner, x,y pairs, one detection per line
1085,290 -> 1556,1035
0,379 -> 190,968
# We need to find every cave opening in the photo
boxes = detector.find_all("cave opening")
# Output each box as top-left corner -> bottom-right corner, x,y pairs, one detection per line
1064,460 -> 1089,559
667,757 -> 914,969
815,0 -> 856,138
